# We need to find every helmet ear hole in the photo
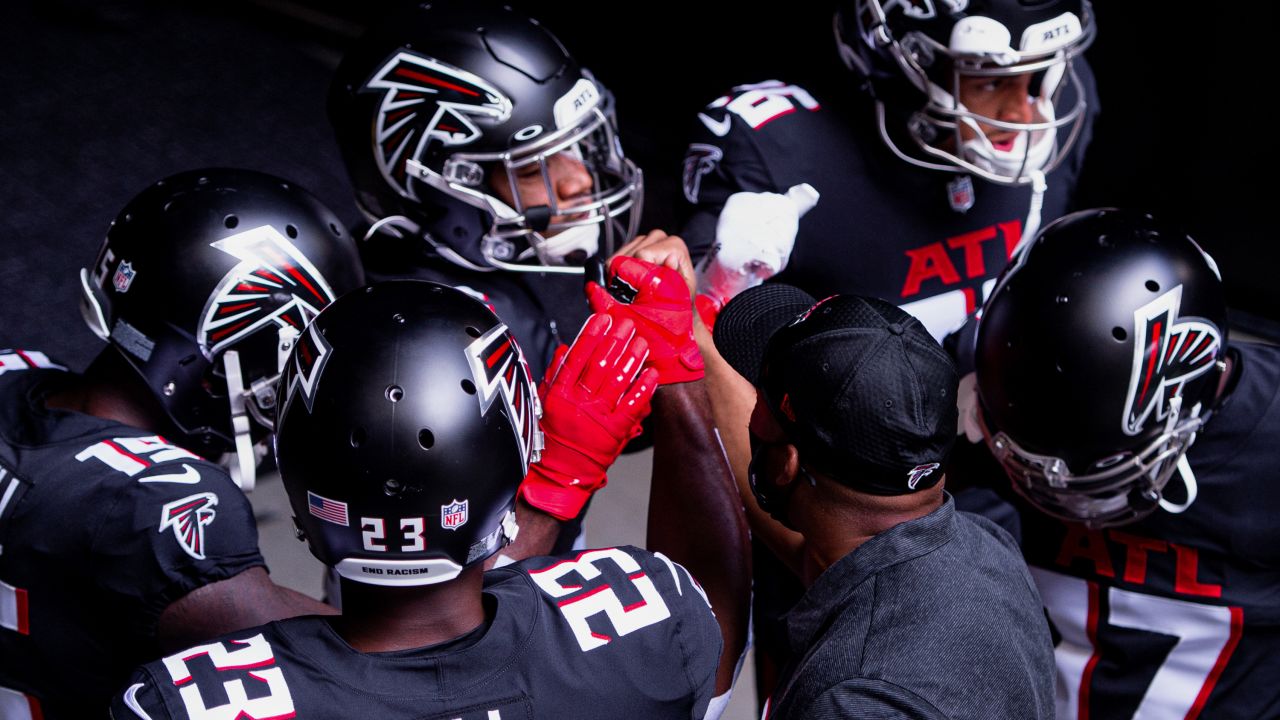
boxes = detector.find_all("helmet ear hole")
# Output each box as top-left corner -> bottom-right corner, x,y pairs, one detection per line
461,379 -> 477,395
350,427 -> 366,448
418,429 -> 435,450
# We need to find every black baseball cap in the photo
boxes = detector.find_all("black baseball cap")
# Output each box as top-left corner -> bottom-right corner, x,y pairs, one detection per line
714,284 -> 958,495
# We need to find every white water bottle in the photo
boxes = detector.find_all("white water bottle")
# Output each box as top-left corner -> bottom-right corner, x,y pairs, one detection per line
696,183 -> 820,307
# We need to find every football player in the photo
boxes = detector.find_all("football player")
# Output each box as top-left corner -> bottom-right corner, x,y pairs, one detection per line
682,0 -> 1098,341
679,1 -> 1098,701
968,208 -> 1280,718
112,268 -> 749,718
329,0 -> 643,378
0,169 -> 363,719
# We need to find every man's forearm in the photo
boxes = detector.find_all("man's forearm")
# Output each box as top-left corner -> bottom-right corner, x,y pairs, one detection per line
647,380 -> 750,694
694,321 -> 805,574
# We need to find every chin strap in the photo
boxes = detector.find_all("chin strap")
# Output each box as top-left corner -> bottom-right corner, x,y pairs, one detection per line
1159,455 -> 1199,514
222,349 -> 257,492
1014,169 -> 1048,256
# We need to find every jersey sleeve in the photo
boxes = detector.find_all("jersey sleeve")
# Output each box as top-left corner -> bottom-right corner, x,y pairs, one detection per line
111,630 -> 295,720
111,666 -> 175,720
678,86 -> 785,262
517,546 -> 723,716
91,458 -> 265,637
642,550 -> 724,719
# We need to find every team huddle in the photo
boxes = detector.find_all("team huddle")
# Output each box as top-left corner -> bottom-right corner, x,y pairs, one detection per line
1,1 -> 1275,719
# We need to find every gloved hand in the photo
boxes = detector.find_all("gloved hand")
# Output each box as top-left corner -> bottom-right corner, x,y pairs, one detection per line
587,256 -> 705,384
519,314 -> 659,521
696,182 -> 820,307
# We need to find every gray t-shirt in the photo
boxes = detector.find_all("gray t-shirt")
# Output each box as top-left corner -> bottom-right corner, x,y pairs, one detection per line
769,495 -> 1055,719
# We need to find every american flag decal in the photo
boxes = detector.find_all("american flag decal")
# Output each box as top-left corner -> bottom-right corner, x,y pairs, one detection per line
308,491 -> 349,526
198,225 -> 337,359
159,492 -> 219,560
362,51 -> 513,198
464,323 -> 538,474
1121,285 -> 1222,436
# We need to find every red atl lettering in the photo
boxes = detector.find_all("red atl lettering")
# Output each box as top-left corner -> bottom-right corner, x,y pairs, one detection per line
1109,531 -> 1169,585
946,227 -> 997,279
1053,526 -> 1225,599
1055,525 -> 1116,578
899,220 -> 1023,299
1173,543 -> 1223,598
900,243 -> 960,297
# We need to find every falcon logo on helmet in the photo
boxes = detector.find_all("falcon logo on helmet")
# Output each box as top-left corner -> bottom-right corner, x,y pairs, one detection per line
363,51 -> 514,198
464,323 -> 539,473
199,225 -> 337,359
159,492 -> 219,560
286,322 -> 333,415
1121,285 -> 1222,437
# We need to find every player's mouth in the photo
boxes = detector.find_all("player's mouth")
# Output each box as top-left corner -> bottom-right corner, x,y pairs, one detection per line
989,135 -> 1017,152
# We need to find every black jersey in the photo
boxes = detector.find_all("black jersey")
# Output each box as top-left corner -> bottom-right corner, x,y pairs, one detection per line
0,354 -> 264,719
361,236 -> 590,379
113,546 -> 723,720
680,71 -> 1097,340
1001,342 -> 1280,719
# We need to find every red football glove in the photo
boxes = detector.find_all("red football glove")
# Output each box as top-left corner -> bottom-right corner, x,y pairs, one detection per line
586,256 -> 705,384
519,313 -> 659,521
694,293 -> 722,334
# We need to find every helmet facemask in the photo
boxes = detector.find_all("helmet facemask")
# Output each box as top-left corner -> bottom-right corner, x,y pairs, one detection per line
981,396 -> 1210,528
845,0 -> 1095,185
407,89 -> 642,274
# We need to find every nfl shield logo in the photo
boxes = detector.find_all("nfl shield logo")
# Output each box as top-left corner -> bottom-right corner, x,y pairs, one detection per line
947,175 -> 975,213
113,261 -> 137,293
441,499 -> 468,530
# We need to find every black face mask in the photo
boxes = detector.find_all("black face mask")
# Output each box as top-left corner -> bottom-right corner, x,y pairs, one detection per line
747,431 -> 815,528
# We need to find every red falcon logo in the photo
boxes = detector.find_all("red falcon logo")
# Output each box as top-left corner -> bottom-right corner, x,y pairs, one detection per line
1121,285 -> 1222,436
284,321 -> 333,415
199,225 -> 337,358
464,323 -> 538,473
363,51 -> 513,198
906,462 -> 941,490
159,492 -> 219,560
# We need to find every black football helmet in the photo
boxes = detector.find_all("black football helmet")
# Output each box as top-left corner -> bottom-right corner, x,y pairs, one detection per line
975,209 -> 1228,527
835,0 -> 1095,185
329,1 -> 642,273
79,168 -> 364,490
275,280 -> 542,585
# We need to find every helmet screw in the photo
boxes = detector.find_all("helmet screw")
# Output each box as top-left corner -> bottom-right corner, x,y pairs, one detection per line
162,382 -> 176,397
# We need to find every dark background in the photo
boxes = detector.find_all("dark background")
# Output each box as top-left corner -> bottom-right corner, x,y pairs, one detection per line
2,0 -> 1274,372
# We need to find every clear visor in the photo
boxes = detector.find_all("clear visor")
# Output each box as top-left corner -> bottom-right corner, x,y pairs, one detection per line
979,399 -> 1206,528
886,17 -> 1095,185
446,106 -> 642,268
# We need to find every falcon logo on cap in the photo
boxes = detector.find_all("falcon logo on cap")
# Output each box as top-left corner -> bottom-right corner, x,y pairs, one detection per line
906,463 -> 941,490
1121,285 -> 1221,436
